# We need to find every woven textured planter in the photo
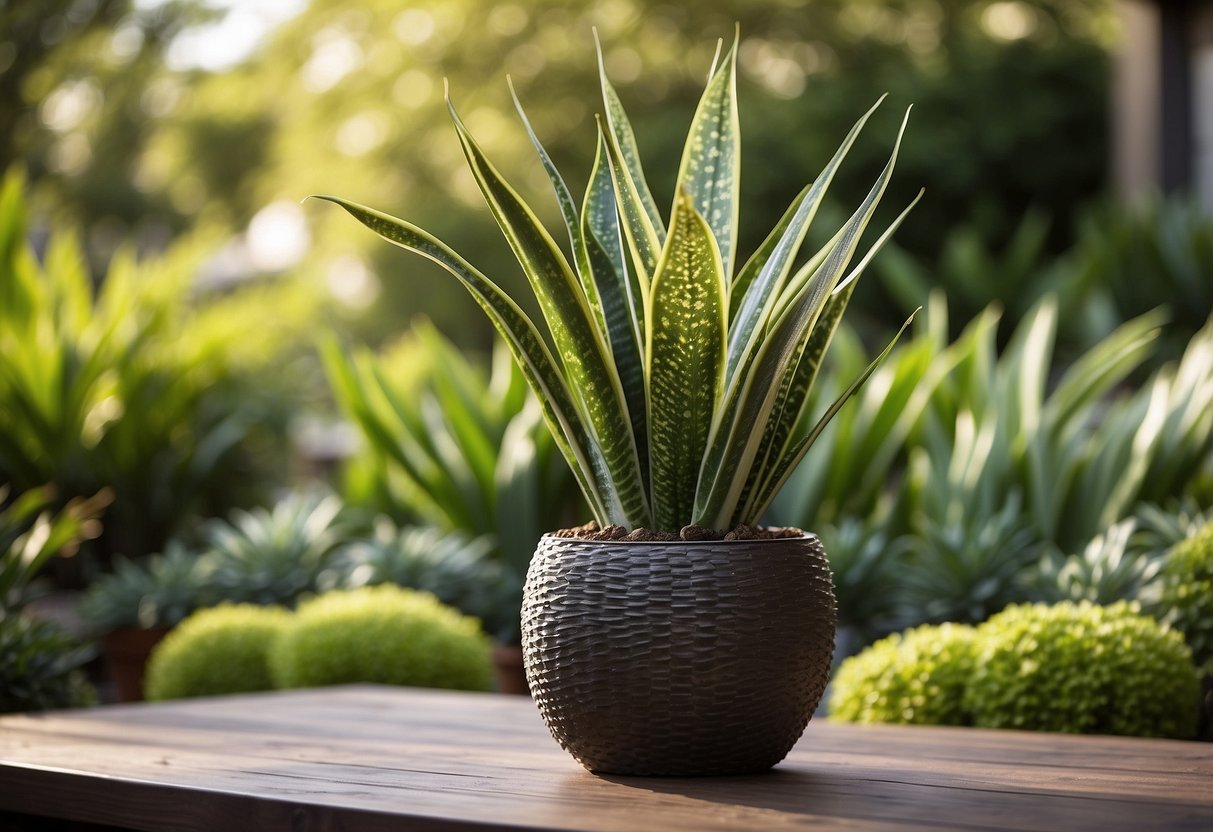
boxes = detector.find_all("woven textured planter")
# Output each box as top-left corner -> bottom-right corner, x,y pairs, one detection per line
522,532 -> 836,776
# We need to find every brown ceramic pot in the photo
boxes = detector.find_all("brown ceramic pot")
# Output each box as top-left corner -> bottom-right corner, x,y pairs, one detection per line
491,643 -> 530,696
521,533 -> 836,776
102,626 -> 171,702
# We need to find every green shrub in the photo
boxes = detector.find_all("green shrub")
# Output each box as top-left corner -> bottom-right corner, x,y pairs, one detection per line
1155,521 -> 1213,675
145,604 -> 290,701
0,615 -> 96,713
829,623 -> 976,726
964,602 -> 1199,739
270,586 -> 492,692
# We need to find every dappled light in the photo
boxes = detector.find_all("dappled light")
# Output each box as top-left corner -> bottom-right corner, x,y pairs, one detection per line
0,0 -> 1210,782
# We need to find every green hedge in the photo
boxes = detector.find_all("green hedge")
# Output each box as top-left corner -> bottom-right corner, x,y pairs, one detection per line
270,586 -> 492,693
831,601 -> 1200,739
145,604 -> 290,701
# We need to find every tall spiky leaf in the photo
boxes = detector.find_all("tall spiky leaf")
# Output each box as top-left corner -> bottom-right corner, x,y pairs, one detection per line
509,80 -> 603,335
309,196 -> 610,524
693,112 -> 910,527
647,190 -> 727,531
583,128 -> 649,492
445,97 -> 651,528
726,97 -> 885,384
595,30 -> 665,240
749,312 -> 918,522
673,34 -> 740,279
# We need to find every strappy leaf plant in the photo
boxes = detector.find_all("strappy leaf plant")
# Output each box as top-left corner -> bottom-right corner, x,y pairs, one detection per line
316,32 -> 920,532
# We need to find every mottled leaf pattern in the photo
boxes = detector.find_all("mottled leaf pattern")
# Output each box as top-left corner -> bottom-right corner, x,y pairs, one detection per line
674,35 -> 740,279
740,190 -> 924,520
727,97 -> 885,383
583,129 -> 649,493
446,99 -> 651,528
647,190 -> 726,531
321,33 -> 917,533
694,112 -> 911,527
510,80 -> 603,335
595,31 -> 665,241
749,312 -> 919,522
309,195 -> 609,524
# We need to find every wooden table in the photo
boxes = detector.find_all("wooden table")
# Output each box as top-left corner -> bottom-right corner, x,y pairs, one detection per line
0,685 -> 1209,831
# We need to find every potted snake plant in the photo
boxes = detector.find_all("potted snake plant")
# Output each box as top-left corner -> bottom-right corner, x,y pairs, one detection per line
316,30 -> 919,776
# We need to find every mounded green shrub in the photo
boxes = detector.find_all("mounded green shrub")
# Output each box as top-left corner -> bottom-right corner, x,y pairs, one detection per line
964,602 -> 1200,739
829,623 -> 976,726
145,604 -> 290,701
1156,521 -> 1213,675
269,585 -> 492,692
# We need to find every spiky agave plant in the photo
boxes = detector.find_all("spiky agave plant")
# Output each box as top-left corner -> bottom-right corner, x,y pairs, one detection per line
316,32 -> 920,533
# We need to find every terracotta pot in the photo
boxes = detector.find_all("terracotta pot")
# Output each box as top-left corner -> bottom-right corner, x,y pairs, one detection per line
491,644 -> 530,696
522,532 -> 836,776
102,626 -> 171,702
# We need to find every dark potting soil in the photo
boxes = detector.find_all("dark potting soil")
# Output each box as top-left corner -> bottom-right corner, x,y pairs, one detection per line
550,520 -> 804,542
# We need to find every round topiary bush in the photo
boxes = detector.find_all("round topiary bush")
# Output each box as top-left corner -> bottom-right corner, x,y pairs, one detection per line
145,604 -> 290,701
964,601 -> 1200,738
829,623 -> 977,725
1157,520 -> 1213,675
269,585 -> 492,692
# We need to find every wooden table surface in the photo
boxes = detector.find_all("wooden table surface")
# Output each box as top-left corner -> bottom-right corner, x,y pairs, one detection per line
0,684 -> 1209,831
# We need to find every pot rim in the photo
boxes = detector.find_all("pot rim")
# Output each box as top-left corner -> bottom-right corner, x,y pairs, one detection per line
539,530 -> 818,546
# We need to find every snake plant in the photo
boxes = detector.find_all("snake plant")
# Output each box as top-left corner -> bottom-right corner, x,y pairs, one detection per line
317,32 -> 919,532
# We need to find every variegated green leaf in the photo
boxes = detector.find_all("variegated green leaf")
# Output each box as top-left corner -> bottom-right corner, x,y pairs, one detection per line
647,189 -> 727,531
309,195 -> 611,525
674,33 -> 740,278
748,312 -> 919,523
693,111 -> 911,527
595,30 -> 665,240
740,189 -> 925,517
726,97 -> 886,384
583,128 -> 649,494
509,79 -> 603,335
601,115 -> 662,300
445,97 -> 652,528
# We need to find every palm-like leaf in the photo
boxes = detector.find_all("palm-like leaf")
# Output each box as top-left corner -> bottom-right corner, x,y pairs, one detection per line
319,31 -> 918,532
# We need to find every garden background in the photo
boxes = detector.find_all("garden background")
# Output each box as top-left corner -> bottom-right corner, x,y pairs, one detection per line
2,0 -> 1211,733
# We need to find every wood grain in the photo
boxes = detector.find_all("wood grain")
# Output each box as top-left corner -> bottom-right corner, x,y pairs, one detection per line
0,685 -> 1210,831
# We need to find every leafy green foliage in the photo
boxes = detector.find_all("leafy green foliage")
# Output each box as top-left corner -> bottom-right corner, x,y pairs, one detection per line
0,615 -> 96,713
829,623 -> 976,726
876,197 -> 1213,359
1153,521 -> 1213,675
1026,518 -> 1165,606
0,171 -> 315,563
816,519 -> 908,643
773,295 -> 1213,638
964,602 -> 1199,738
1068,198 -> 1213,361
144,603 -> 290,701
323,322 -> 583,570
321,520 -> 517,642
833,602 -> 1201,739
875,211 -> 1075,344
269,585 -> 492,692
77,543 -> 213,633
320,31 -> 918,531
204,492 -> 350,608
0,485 -> 109,610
